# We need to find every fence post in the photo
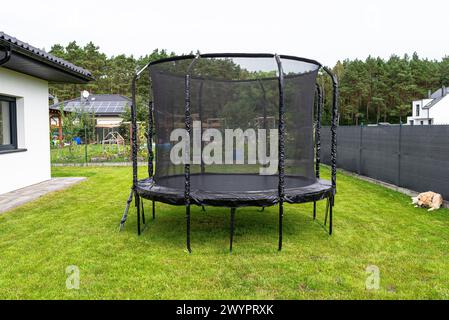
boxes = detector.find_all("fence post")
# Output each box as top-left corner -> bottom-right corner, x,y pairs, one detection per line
84,125 -> 88,166
358,124 -> 363,175
397,122 -> 402,187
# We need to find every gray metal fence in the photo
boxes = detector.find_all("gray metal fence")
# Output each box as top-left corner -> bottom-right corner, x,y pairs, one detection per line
321,125 -> 449,200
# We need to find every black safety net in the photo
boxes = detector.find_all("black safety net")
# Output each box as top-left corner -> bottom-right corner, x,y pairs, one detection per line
149,55 -> 320,192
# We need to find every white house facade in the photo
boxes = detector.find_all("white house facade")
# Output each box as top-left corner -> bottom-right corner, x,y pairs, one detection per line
0,69 -> 51,194
0,32 -> 93,195
407,87 -> 449,125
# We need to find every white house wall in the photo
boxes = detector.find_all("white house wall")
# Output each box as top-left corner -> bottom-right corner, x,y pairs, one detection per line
429,95 -> 449,124
411,99 -> 432,118
0,68 -> 50,195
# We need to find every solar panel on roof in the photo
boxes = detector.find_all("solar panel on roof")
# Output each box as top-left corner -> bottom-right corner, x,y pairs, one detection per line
58,97 -> 129,114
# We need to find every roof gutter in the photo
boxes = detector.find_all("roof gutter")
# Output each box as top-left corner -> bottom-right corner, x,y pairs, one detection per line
0,39 -> 94,82
12,45 -> 94,82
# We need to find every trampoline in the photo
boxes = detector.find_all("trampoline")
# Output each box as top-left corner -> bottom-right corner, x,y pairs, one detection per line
119,53 -> 338,252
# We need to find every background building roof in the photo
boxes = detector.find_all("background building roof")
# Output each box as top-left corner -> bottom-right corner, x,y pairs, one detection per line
429,86 -> 449,99
423,86 -> 449,109
50,94 -> 131,116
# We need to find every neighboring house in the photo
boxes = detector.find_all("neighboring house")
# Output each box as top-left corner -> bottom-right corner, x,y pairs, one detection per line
49,94 -> 131,143
407,87 -> 449,125
0,32 -> 93,194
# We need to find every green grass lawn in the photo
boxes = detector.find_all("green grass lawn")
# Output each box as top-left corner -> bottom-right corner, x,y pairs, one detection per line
0,166 -> 448,299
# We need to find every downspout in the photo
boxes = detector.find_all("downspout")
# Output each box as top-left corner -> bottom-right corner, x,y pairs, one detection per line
0,45 -> 12,66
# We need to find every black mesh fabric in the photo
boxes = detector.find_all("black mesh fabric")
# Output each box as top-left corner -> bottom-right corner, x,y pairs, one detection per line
360,126 -> 400,184
322,125 -> 449,201
149,56 -> 319,193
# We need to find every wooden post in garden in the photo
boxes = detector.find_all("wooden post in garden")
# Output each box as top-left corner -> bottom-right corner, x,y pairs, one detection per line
84,125 -> 88,165
58,113 -> 63,147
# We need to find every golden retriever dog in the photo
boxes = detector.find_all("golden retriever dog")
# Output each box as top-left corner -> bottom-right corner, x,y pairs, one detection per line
411,191 -> 443,211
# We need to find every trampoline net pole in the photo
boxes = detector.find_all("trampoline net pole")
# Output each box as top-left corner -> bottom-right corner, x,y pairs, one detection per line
330,73 -> 339,192
323,67 -> 339,193
315,84 -> 323,179
198,81 -> 205,174
148,100 -> 154,178
130,62 -> 151,190
131,75 -> 138,190
184,73 -> 192,207
184,56 -> 200,253
126,62 -> 151,234
275,54 -> 286,251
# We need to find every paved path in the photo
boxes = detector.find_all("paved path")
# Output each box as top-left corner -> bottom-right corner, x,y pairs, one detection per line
0,178 -> 86,214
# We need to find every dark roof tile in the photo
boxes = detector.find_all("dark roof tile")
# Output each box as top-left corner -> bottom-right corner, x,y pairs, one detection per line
0,31 -> 93,79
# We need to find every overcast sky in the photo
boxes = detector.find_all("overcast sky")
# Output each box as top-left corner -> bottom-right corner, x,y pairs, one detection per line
2,0 -> 448,66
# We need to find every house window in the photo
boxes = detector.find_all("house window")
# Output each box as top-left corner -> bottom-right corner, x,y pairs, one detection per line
0,96 -> 17,151
420,120 -> 424,125
409,120 -> 414,125
429,119 -> 433,125
415,104 -> 420,117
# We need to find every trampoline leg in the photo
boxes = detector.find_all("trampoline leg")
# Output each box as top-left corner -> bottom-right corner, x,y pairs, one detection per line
119,189 -> 133,231
136,194 -> 141,236
313,201 -> 317,220
259,207 -> 265,212
141,198 -> 146,225
324,197 -> 330,226
152,201 -> 156,220
230,208 -> 236,253
186,205 -> 192,253
329,197 -> 334,236
278,201 -> 284,251
202,206 -> 206,212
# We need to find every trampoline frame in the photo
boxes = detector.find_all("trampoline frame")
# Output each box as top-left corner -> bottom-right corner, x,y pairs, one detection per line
119,53 -> 339,252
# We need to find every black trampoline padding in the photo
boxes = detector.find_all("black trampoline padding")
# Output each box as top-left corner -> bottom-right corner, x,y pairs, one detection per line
136,174 -> 332,207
